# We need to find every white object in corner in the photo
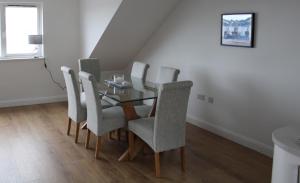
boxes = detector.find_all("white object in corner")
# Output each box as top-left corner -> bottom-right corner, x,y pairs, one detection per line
187,115 -> 273,157
272,126 -> 300,183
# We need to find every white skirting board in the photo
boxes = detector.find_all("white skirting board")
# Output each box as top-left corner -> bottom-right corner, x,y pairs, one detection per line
0,95 -> 67,108
187,115 -> 274,157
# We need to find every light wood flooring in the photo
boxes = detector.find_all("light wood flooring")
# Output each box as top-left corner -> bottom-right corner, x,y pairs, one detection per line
0,102 -> 272,183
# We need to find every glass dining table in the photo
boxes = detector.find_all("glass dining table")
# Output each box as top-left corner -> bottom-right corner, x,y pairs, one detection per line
99,78 -> 158,103
97,77 -> 158,120
98,77 -> 159,161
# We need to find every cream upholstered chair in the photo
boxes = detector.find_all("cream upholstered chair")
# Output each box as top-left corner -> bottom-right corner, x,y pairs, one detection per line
131,61 -> 149,81
79,71 -> 126,159
78,58 -> 113,108
135,66 -> 180,118
79,58 -> 101,82
129,62 -> 150,107
156,66 -> 180,84
128,81 -> 193,177
61,66 -> 86,143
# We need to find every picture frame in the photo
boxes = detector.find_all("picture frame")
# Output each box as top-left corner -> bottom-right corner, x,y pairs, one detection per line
221,13 -> 255,48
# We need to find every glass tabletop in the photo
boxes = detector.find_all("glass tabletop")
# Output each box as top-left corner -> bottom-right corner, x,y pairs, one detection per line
97,77 -> 158,103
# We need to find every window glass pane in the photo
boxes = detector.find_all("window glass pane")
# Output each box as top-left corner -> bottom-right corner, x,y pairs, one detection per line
5,6 -> 38,55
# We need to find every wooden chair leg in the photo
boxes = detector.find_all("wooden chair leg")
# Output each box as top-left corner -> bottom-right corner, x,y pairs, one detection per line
95,136 -> 102,159
67,118 -> 71,135
109,132 -> 113,140
154,152 -> 161,177
117,129 -> 121,141
75,123 -> 80,143
180,146 -> 186,172
85,129 -> 91,149
128,131 -> 134,159
126,131 -> 129,142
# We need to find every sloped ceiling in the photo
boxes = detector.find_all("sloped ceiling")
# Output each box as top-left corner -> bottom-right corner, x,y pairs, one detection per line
89,0 -> 181,70
79,0 -> 123,58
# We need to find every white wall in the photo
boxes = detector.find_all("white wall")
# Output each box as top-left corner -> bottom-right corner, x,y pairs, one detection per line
91,0 -> 180,70
136,0 -> 300,156
0,0 -> 81,107
79,0 -> 123,58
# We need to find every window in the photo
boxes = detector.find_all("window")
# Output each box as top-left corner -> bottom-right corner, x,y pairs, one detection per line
0,3 -> 43,59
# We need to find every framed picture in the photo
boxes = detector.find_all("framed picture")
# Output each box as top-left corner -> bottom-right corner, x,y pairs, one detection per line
221,13 -> 255,48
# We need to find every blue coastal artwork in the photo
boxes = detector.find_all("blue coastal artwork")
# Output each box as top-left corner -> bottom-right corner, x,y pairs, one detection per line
221,13 -> 255,47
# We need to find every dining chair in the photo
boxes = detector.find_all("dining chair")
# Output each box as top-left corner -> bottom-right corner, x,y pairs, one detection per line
61,66 -> 86,143
128,81 -> 193,177
79,58 -> 101,82
79,71 -> 126,159
156,66 -> 180,84
129,62 -> 150,108
135,66 -> 181,118
78,58 -> 113,108
131,61 -> 150,82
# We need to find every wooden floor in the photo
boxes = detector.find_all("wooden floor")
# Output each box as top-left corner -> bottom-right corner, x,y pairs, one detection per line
0,102 -> 272,183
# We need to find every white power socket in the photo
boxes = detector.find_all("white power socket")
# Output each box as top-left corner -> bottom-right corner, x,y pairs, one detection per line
197,94 -> 206,101
208,97 -> 214,104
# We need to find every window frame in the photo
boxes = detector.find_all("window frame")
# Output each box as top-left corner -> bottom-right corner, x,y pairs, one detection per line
0,3 -> 43,59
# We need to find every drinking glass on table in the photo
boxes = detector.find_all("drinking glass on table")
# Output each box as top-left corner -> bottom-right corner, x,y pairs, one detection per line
113,74 -> 125,84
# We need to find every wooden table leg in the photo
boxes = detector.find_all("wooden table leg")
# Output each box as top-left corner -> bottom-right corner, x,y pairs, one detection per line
129,137 -> 145,160
121,102 -> 140,121
81,122 -> 87,129
118,102 -> 140,162
118,149 -> 130,161
118,136 -> 145,161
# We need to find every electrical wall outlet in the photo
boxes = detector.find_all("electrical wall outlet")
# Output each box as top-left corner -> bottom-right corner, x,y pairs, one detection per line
208,97 -> 214,104
197,94 -> 206,101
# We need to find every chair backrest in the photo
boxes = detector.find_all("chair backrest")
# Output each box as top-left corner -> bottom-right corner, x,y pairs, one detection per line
79,58 -> 101,82
61,66 -> 86,122
157,66 -> 180,84
130,62 -> 149,82
79,71 -> 103,135
153,81 -> 193,152
131,77 -> 146,91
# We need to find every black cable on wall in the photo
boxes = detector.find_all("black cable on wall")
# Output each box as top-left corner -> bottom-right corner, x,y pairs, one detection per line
43,58 -> 66,90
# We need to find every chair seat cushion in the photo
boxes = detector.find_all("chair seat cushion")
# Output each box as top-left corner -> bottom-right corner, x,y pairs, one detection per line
101,99 -> 113,109
81,92 -> 112,109
128,117 -> 155,149
134,105 -> 152,118
102,96 -> 120,106
100,106 -> 126,135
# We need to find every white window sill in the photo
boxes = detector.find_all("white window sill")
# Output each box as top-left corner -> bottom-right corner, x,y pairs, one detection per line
0,57 -> 45,62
